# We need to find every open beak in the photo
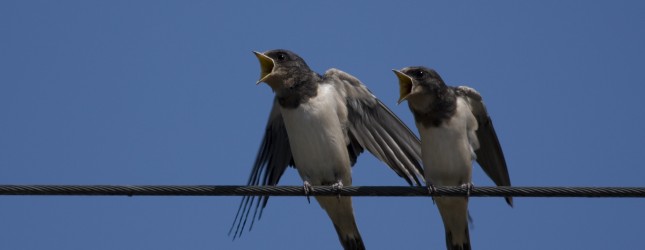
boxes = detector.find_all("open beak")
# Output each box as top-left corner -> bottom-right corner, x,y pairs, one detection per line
393,70 -> 414,104
253,51 -> 274,84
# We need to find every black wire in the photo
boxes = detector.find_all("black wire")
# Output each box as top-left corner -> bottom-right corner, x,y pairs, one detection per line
0,185 -> 644,197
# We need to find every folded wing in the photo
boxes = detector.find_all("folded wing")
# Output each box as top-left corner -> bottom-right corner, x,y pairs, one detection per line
457,86 -> 513,206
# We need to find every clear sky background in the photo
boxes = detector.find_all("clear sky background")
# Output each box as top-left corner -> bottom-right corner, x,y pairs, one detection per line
1,1 -> 644,250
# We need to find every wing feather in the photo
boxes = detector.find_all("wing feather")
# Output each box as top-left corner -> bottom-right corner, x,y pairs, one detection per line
325,68 -> 424,186
229,99 -> 294,238
457,86 -> 513,206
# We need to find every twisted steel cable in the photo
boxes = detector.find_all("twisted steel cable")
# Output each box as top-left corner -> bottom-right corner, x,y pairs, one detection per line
0,185 -> 643,198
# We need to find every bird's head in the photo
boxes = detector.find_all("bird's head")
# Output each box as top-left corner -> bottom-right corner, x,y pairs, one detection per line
392,66 -> 446,104
253,49 -> 311,90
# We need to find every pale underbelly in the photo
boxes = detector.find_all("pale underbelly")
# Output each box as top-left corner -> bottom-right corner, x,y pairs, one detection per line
280,100 -> 351,185
420,127 -> 473,186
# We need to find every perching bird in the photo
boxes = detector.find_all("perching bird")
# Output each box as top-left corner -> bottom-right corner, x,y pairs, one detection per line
230,49 -> 424,250
393,67 -> 512,250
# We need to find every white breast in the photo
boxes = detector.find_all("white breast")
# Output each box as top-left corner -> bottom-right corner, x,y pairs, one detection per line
418,97 -> 478,186
280,84 -> 351,185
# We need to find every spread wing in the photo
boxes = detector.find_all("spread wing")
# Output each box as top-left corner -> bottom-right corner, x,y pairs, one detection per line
229,99 -> 294,238
325,68 -> 425,186
457,86 -> 513,206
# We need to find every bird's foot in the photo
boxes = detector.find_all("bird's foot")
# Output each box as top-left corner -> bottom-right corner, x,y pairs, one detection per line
427,184 -> 437,204
461,183 -> 474,197
331,180 -> 343,200
303,181 -> 314,204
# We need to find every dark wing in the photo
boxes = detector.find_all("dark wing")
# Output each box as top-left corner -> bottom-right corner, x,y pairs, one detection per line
457,86 -> 513,206
229,98 -> 294,238
325,68 -> 424,186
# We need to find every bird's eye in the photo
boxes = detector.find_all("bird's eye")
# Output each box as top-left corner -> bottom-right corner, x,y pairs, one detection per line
414,70 -> 424,78
277,53 -> 286,61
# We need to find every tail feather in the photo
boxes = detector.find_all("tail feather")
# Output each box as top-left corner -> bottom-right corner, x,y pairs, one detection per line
436,197 -> 471,250
445,227 -> 471,250
333,223 -> 365,250
316,196 -> 365,250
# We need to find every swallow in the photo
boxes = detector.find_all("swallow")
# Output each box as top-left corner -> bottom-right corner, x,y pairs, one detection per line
393,66 -> 512,250
230,49 -> 425,250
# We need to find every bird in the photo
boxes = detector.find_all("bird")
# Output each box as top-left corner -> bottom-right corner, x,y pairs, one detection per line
393,66 -> 512,250
229,49 -> 425,250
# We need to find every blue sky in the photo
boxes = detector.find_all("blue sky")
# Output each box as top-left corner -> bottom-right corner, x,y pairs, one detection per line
1,1 -> 644,249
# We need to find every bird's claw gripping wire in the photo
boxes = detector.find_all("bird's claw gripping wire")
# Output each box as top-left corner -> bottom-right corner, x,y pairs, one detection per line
427,184 -> 437,204
303,181 -> 314,203
461,183 -> 474,198
331,180 -> 344,200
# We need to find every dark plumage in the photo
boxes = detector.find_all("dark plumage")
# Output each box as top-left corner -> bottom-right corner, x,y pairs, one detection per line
258,50 -> 319,108
445,229 -> 471,250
